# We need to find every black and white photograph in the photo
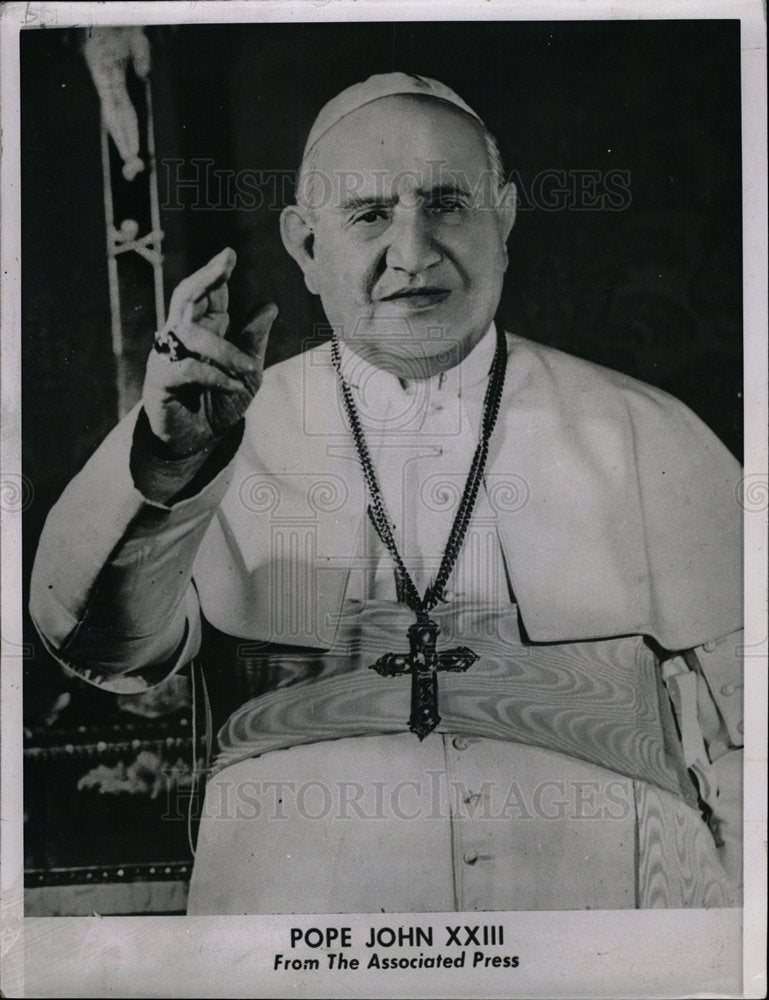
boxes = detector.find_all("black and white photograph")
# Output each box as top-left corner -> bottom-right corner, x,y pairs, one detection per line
1,1 -> 766,997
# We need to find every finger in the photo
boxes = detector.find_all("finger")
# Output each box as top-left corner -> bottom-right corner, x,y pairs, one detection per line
233,303 -> 279,369
189,279 -> 228,326
203,280 -> 228,315
158,357 -> 244,394
167,248 -> 237,323
182,299 -> 228,342
173,315 -> 261,376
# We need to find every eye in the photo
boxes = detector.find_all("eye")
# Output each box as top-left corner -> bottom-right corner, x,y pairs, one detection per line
353,208 -> 389,225
426,197 -> 467,216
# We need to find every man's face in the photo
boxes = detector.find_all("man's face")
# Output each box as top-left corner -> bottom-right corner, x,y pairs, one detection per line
285,95 -> 515,378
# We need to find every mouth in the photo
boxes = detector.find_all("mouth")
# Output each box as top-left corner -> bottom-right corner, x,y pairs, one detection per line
379,287 -> 451,311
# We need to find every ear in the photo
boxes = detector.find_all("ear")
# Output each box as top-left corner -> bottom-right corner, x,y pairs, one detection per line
496,181 -> 517,242
280,205 -> 320,295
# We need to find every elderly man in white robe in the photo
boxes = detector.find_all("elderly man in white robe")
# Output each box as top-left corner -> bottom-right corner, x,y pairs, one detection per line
30,73 -> 743,914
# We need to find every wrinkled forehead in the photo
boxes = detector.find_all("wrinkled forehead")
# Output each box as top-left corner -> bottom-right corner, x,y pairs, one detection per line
301,95 -> 491,209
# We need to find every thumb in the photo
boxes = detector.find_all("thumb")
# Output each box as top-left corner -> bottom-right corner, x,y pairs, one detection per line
238,302 -> 278,368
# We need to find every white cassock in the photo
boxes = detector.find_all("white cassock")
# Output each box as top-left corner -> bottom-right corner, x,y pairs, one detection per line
30,325 -> 743,913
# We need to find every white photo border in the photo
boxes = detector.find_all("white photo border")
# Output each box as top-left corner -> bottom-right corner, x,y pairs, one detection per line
1,1 -> 766,997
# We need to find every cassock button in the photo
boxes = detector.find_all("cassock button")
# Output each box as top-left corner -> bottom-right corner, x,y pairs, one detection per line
463,850 -> 479,865
453,737 -> 471,751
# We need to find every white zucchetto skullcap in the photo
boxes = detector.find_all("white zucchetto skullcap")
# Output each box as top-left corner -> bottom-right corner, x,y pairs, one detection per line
303,72 -> 483,158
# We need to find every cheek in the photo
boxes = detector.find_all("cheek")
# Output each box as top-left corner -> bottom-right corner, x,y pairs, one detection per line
315,262 -> 376,324
314,239 -> 375,302
461,232 -> 507,291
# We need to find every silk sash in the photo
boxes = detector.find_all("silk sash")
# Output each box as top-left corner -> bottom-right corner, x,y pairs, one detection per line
214,601 -> 696,805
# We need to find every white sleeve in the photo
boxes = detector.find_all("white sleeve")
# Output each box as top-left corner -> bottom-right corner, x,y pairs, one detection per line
29,405 -> 241,694
685,630 -> 744,894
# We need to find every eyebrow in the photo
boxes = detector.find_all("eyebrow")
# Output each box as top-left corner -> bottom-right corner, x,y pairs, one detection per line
338,182 -> 472,213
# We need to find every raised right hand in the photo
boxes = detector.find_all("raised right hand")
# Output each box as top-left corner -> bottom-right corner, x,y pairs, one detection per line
143,247 -> 277,457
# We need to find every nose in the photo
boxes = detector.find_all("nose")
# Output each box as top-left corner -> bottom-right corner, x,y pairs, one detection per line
385,208 -> 442,275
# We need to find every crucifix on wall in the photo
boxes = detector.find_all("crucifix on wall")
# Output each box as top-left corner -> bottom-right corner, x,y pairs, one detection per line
82,26 -> 165,417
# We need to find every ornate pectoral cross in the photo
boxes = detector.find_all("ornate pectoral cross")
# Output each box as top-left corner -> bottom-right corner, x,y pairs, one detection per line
369,616 -> 478,740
